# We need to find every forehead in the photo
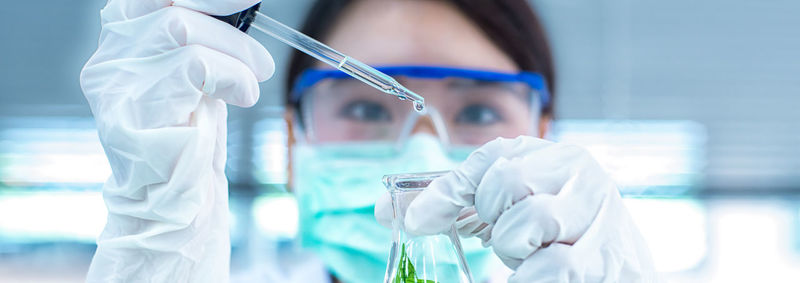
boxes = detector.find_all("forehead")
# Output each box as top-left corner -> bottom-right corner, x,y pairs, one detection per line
320,0 -> 518,72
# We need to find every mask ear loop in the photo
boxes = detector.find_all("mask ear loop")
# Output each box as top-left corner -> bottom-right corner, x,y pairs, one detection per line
293,89 -> 316,145
393,106 -> 452,153
530,88 -> 542,138
291,110 -> 309,145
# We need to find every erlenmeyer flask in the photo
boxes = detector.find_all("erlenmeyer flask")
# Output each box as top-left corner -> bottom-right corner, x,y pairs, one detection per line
383,171 -> 473,283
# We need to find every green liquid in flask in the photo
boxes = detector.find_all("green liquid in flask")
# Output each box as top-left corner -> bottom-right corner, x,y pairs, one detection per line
383,171 -> 473,283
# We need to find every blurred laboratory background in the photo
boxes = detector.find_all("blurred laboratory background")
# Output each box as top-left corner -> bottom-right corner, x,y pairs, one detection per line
1,0 -> 799,282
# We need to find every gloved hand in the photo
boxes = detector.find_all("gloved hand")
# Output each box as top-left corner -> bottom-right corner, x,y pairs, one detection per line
375,136 -> 658,282
79,0 -> 273,282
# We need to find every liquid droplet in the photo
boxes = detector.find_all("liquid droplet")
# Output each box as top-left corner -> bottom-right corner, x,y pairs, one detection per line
413,100 -> 425,112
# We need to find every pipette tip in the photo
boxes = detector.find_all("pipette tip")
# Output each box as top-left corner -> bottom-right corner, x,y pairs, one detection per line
393,86 -> 425,112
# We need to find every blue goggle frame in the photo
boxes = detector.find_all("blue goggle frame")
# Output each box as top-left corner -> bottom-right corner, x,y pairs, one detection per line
290,65 -> 551,108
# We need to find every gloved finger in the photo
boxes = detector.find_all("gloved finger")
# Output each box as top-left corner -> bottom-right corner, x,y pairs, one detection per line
454,207 -> 492,244
101,0 -> 261,24
188,45 -> 262,107
473,143 -> 581,225
472,157 -> 532,225
95,6 -> 274,81
374,192 -> 393,229
404,136 -> 553,235
488,194 -> 560,262
495,252 -> 523,271
83,45 -> 260,127
100,0 -> 172,25
489,188 -> 608,264
506,243 -> 593,283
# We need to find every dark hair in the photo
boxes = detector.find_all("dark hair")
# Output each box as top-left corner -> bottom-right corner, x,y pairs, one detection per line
286,0 -> 556,116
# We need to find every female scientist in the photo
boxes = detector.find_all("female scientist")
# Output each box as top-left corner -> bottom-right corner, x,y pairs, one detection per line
79,0 -> 657,282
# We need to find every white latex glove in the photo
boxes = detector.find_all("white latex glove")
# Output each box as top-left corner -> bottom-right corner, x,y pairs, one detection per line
376,136 -> 659,282
80,0 -> 273,282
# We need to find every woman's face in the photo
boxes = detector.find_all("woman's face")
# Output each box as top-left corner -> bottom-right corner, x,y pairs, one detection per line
322,0 -> 517,71
297,0 -> 549,143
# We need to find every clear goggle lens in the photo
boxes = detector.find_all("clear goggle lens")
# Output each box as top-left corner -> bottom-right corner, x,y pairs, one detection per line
293,66 -> 548,149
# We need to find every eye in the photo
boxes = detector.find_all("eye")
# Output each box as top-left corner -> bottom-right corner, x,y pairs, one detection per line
338,100 -> 392,122
455,104 -> 503,125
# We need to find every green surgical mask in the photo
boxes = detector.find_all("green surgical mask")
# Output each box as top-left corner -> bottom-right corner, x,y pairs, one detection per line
292,134 -> 492,283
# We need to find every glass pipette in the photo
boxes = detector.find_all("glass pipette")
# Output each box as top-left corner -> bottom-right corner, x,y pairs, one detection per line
241,11 -> 425,112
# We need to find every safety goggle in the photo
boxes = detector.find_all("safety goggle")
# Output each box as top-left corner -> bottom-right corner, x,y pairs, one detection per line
291,65 -> 550,150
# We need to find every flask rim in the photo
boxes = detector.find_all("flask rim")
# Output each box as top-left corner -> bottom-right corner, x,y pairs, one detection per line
382,170 -> 451,192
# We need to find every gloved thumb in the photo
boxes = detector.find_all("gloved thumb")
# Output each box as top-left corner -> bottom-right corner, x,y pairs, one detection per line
402,167 -> 478,235
374,192 -> 393,229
